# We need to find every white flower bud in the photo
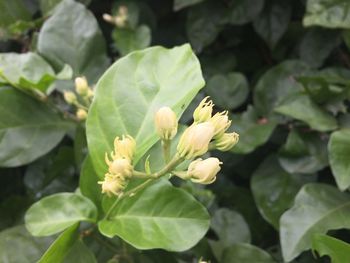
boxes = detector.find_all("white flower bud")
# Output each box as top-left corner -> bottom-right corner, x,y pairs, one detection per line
76,109 -> 87,120
177,122 -> 215,159
154,107 -> 178,140
98,174 -> 127,197
188,158 -> 222,184
103,13 -> 115,24
105,154 -> 133,178
193,96 -> 213,123
214,132 -> 239,151
63,91 -> 77,104
75,77 -> 89,96
113,135 -> 136,161
209,111 -> 231,138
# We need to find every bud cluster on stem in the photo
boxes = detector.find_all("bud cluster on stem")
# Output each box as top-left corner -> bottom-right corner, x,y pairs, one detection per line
99,97 -> 239,201
63,76 -> 94,121
103,5 -> 129,28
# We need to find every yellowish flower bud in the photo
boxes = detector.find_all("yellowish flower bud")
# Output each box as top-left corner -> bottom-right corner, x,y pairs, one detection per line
214,132 -> 239,151
113,135 -> 136,161
103,13 -> 114,24
193,96 -> 214,123
154,107 -> 178,140
105,153 -> 133,178
63,91 -> 77,104
188,158 -> 222,184
98,174 -> 127,197
209,111 -> 231,138
75,77 -> 89,96
76,109 -> 87,120
177,122 -> 215,159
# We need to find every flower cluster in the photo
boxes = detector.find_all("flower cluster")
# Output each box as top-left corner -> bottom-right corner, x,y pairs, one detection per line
174,97 -> 239,184
98,135 -> 136,197
99,96 -> 239,197
63,77 -> 94,120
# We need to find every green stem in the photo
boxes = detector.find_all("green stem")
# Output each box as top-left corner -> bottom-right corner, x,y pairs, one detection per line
162,139 -> 171,164
104,155 -> 184,220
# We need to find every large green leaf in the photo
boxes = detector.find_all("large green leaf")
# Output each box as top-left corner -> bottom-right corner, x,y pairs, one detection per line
230,106 -> 276,154
112,25 -> 151,56
296,67 -> 350,105
0,225 -> 54,263
38,223 -> 79,263
205,72 -> 249,110
209,209 -> 251,260
280,183 -> 350,262
328,129 -> 350,191
0,52 -> 72,94
25,193 -> 97,236
299,28 -> 341,68
37,0 -> 109,82
0,0 -> 31,28
79,155 -> 102,213
221,243 -> 275,263
211,208 -> 251,245
303,0 -> 350,29
0,87 -> 71,167
228,0 -> 264,25
312,234 -> 350,263
278,130 -> 328,174
174,0 -> 204,11
253,0 -> 291,49
251,155 -> 314,229
186,1 -> 227,52
64,240 -> 97,263
86,44 -> 205,177
275,94 -> 338,132
98,181 -> 210,251
253,60 -> 309,117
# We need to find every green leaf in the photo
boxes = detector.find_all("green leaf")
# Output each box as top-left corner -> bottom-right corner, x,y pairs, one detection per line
253,60 -> 310,117
38,223 -> 79,263
0,87 -> 70,167
230,106 -> 276,154
25,193 -> 97,236
303,0 -> 350,29
312,234 -> 350,263
0,225 -> 54,263
112,25 -> 151,56
79,155 -> 102,213
24,146 -> 76,197
278,130 -> 328,174
275,94 -> 338,132
296,67 -> 350,104
0,0 -> 31,28
251,155 -> 314,229
280,183 -> 350,262
86,44 -> 205,177
98,181 -> 210,251
209,209 -> 251,260
228,0 -> 264,25
211,208 -> 251,245
299,28 -> 341,68
221,243 -> 275,263
0,52 -> 71,93
37,0 -> 109,82
174,0 -> 204,11
186,1 -> 226,52
253,0 -> 291,49
328,129 -> 350,191
205,72 -> 249,110
64,240 -> 97,263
